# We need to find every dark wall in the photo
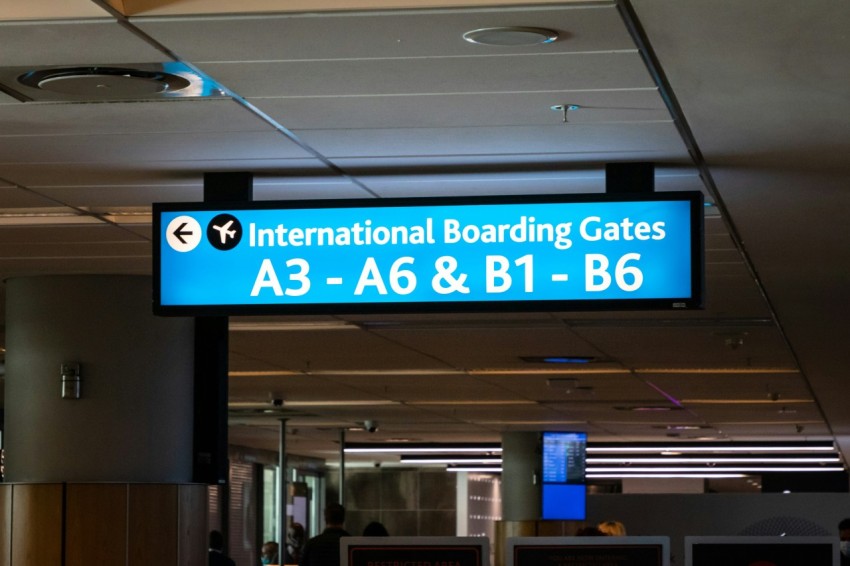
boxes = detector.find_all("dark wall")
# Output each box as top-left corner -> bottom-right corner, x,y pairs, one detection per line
327,468 -> 457,537
586,492 -> 850,564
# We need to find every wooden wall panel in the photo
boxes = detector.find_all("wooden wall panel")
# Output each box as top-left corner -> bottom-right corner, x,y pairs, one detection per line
128,484 -> 177,566
179,484 -> 208,566
0,485 -> 11,566
11,484 -> 63,565
6,482 -> 206,566
65,483 -> 128,566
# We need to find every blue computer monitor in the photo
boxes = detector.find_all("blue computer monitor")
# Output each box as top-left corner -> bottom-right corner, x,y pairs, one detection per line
540,431 -> 587,520
685,536 -> 838,566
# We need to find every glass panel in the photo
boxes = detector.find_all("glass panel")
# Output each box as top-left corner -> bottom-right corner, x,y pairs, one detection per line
262,466 -> 279,547
230,462 -> 257,566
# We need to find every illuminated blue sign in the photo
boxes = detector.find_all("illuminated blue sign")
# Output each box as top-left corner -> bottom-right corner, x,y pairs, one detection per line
153,193 -> 703,315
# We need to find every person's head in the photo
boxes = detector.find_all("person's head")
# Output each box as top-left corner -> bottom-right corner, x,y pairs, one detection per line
839,518 -> 850,556
261,541 -> 279,564
209,530 -> 225,552
325,502 -> 346,527
597,520 -> 627,536
287,522 -> 305,546
363,521 -> 389,536
575,526 -> 606,536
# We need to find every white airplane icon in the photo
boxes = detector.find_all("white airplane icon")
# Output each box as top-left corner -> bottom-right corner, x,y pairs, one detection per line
211,220 -> 236,244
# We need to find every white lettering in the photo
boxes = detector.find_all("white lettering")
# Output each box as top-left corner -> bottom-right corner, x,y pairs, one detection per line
251,259 -> 284,296
486,255 -> 511,293
580,216 -> 602,241
586,254 -> 611,291
444,219 -> 461,244
354,257 -> 388,295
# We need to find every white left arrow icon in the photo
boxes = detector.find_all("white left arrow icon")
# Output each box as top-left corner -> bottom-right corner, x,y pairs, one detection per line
166,215 -> 202,252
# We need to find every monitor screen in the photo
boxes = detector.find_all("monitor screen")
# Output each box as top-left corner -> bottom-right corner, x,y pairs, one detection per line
540,431 -> 587,520
685,536 -> 838,566
341,536 -> 488,566
507,536 -> 670,566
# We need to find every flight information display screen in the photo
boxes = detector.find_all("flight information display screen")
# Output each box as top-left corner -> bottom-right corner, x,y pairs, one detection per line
542,431 -> 587,483
541,431 -> 587,520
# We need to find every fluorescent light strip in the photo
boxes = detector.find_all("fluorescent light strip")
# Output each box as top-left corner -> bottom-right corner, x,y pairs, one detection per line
311,369 -> 463,376
345,446 -> 502,454
478,421 -> 586,426
633,368 -> 800,374
398,458 -> 842,466
447,467 -> 503,473
283,400 -> 399,407
408,400 -> 536,406
681,399 -> 813,404
0,214 -> 103,226
588,467 -> 844,473
230,321 -> 358,331
229,368 -> 463,377
713,421 -> 823,425
401,457 -> 502,464
230,400 -> 399,408
587,457 -> 841,464
101,213 -> 152,224
469,368 -> 630,375
588,473 -> 747,479
229,370 -> 301,377
586,445 -> 835,453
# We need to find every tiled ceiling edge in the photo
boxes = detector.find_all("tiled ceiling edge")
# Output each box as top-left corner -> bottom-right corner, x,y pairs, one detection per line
0,1 -> 112,21
102,0 -> 128,16
118,0 -> 610,17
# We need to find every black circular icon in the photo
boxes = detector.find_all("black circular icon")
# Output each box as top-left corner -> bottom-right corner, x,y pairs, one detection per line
207,214 -> 243,251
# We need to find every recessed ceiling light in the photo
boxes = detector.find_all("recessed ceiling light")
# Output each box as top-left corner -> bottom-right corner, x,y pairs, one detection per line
19,66 -> 190,97
614,406 -> 680,412
5,62 -> 226,102
462,27 -> 559,46
522,355 -> 595,364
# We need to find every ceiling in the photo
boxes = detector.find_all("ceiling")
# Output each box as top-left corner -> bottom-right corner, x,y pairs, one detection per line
1,0 -> 849,473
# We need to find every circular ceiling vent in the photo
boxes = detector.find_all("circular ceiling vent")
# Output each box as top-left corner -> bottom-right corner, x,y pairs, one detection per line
17,66 -> 191,98
463,26 -> 559,46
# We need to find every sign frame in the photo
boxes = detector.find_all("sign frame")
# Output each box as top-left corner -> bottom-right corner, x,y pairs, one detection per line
153,191 -> 704,316
684,536 -> 839,566
340,536 -> 489,566
507,536 -> 670,566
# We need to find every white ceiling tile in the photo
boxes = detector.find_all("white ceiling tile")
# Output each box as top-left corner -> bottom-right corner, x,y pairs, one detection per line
363,176 -> 605,198
297,122 -> 687,159
0,99 -> 273,136
0,131 -> 313,163
1,159 -> 333,189
0,0 -> 111,20
229,328 -> 449,372
0,20 -> 168,67
250,90 -> 668,130
571,325 -> 797,368
252,180 -> 377,201
198,52 -> 654,99
368,325 -> 598,368
136,6 -> 633,61
0,186 -> 62,208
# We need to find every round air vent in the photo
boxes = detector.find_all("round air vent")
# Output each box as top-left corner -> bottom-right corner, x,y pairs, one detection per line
17,66 -> 191,98
463,26 -> 559,46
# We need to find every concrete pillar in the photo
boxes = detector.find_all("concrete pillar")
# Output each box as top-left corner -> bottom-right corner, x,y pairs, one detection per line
2,275 -> 206,566
501,432 -> 540,521
5,275 -> 195,482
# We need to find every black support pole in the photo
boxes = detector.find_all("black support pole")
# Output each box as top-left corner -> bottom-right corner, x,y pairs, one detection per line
605,162 -> 655,194
193,172 -> 253,484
